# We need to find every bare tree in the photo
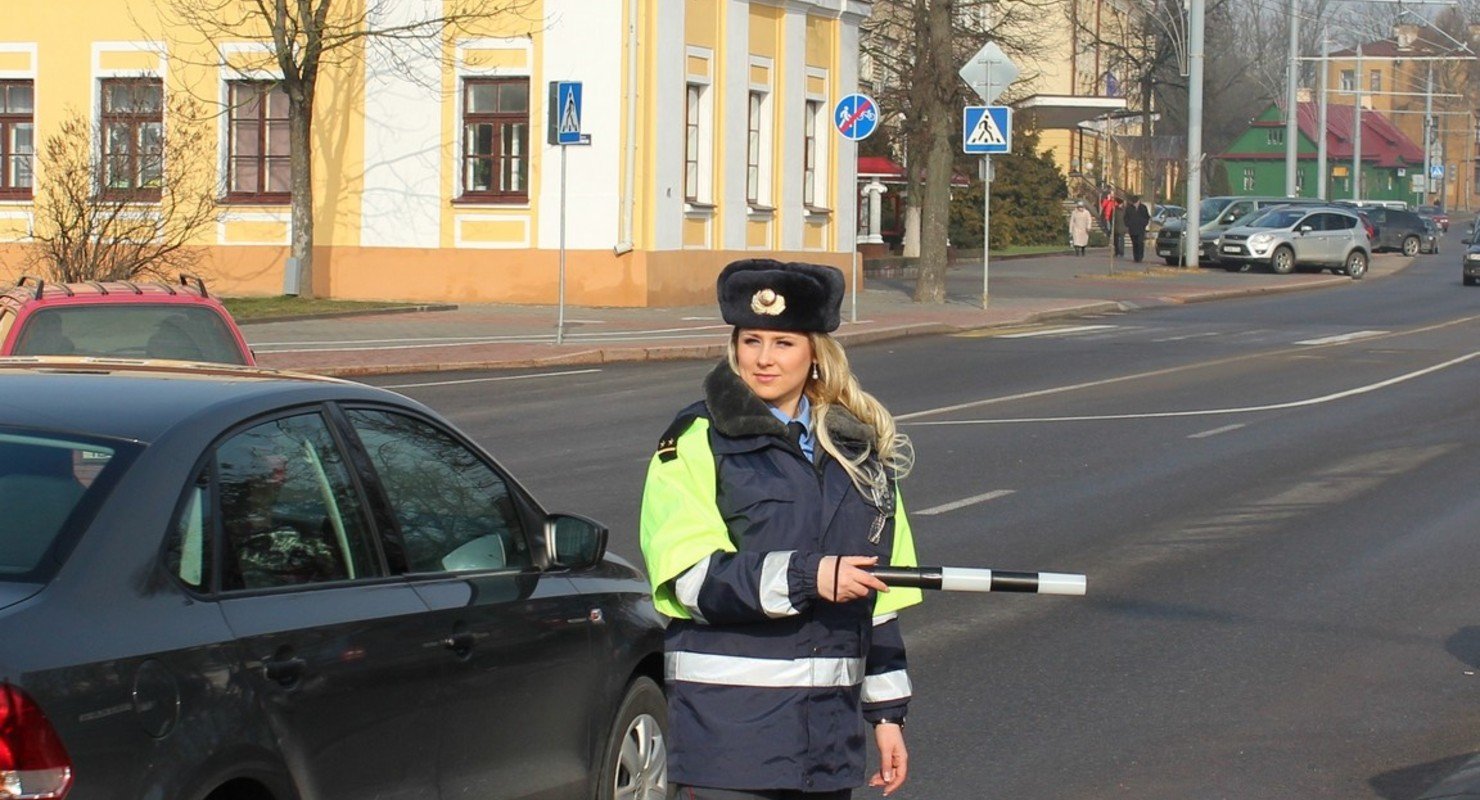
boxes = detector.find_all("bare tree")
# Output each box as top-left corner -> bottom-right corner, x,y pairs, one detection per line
27,92 -> 219,283
863,0 -> 1055,304
154,0 -> 537,298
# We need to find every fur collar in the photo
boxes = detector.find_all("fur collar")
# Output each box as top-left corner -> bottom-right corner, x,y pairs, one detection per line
702,360 -> 873,446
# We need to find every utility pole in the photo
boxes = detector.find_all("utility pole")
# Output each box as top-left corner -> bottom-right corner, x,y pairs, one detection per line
1318,33 -> 1329,199
1284,0 -> 1299,196
1424,62 -> 1434,206
1186,0 -> 1205,267
1352,42 -> 1363,201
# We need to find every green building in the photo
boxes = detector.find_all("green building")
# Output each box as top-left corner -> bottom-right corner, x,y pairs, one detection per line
1217,102 -> 1424,204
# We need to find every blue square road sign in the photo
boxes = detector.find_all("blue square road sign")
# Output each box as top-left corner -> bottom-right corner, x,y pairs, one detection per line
963,106 -> 1011,155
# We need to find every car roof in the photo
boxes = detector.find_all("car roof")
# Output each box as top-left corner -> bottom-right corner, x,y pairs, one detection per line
1,276 -> 222,313
0,360 -> 407,443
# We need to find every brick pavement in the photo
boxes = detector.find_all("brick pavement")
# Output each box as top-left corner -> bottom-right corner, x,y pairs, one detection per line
245,250 -> 1411,377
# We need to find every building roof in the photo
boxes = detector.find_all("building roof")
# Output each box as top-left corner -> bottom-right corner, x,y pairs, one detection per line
1219,102 -> 1423,168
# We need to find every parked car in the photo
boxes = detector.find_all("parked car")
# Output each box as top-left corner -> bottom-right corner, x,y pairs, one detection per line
1463,231 -> 1480,286
1147,204 -> 1185,232
1347,206 -> 1428,255
0,275 -> 253,365
1416,204 -> 1450,233
1217,206 -> 1370,278
1155,196 -> 1326,266
0,361 -> 667,800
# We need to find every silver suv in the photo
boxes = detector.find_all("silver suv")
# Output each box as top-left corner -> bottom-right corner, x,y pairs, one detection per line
1217,206 -> 1371,279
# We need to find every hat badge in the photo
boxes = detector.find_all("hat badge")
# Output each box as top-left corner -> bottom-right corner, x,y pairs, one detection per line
750,287 -> 786,316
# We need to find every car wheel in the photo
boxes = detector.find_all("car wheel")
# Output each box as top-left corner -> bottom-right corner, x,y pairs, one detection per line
1402,236 -> 1420,257
1464,275 -> 1478,286
1345,251 -> 1368,280
1270,246 -> 1295,275
1163,257 -> 1179,266
598,676 -> 668,800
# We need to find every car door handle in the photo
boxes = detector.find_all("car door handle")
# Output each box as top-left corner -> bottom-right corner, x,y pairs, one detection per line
442,631 -> 475,654
263,656 -> 307,686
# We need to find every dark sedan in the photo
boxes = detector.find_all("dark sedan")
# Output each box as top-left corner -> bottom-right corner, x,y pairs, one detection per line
1463,234 -> 1480,286
0,360 -> 667,800
1358,207 -> 1428,255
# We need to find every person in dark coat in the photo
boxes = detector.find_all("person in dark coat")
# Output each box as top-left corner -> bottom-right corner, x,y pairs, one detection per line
1125,195 -> 1152,263
1111,197 -> 1127,257
640,259 -> 924,799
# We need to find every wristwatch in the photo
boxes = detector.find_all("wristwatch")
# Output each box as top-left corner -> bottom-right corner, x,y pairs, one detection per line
873,716 -> 906,729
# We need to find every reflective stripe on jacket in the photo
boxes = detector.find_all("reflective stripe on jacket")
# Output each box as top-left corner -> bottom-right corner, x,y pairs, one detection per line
639,362 -> 921,792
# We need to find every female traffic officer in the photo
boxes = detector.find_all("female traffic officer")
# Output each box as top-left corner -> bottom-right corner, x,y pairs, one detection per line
640,259 -> 923,799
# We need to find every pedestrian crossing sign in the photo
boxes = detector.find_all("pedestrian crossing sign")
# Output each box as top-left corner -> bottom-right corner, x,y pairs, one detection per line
963,106 -> 1011,154
547,81 -> 589,146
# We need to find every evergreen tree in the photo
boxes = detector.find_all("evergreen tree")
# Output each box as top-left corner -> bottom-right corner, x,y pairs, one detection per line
950,127 -> 1068,248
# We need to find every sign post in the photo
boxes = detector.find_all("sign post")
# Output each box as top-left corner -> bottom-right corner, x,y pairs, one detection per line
962,105 -> 1012,307
959,44 -> 1019,308
548,81 -> 590,345
834,93 -> 878,324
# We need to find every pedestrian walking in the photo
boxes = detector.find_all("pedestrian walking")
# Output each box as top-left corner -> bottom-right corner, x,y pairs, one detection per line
1069,201 -> 1094,257
1099,191 -> 1116,233
640,258 -> 923,799
1111,197 -> 1127,258
1125,195 -> 1151,263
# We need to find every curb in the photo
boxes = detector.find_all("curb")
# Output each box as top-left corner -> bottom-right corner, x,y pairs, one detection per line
235,303 -> 459,325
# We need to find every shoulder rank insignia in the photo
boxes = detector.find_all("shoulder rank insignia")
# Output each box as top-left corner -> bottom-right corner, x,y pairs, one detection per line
656,413 -> 700,463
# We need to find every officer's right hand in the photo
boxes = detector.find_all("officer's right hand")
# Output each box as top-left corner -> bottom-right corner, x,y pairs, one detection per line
818,556 -> 888,603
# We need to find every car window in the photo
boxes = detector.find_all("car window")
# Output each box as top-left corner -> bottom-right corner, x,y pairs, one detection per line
345,409 -> 531,574
1332,214 -> 1357,230
1252,209 -> 1307,229
0,431 -> 125,580
12,305 -> 247,364
180,412 -> 382,592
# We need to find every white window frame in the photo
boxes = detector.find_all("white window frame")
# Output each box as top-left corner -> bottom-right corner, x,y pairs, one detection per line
746,57 -> 775,215
684,46 -> 715,212
1242,167 -> 1256,192
803,69 -> 830,214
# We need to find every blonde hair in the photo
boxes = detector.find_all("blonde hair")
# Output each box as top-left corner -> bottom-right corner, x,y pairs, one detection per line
725,331 -> 913,495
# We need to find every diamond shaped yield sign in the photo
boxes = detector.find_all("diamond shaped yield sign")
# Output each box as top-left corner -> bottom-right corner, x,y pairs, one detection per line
959,41 -> 1019,104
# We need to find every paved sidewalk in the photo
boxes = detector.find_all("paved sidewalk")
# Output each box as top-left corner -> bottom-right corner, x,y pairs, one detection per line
247,249 -> 1411,377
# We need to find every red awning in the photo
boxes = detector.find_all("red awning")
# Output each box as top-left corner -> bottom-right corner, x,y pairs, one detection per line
858,156 -> 969,186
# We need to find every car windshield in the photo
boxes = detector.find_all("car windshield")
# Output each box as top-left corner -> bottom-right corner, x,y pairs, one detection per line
1417,206 -> 1442,215
12,305 -> 248,365
0,430 -> 135,582
1198,199 -> 1232,224
1245,209 -> 1309,229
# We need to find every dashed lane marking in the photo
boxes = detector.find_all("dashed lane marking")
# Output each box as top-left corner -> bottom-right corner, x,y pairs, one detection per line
914,489 -> 1017,516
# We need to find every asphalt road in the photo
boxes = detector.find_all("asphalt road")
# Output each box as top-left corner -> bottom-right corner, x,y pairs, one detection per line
366,235 -> 1480,798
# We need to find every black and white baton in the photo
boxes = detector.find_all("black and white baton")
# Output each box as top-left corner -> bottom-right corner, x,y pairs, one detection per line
869,566 -> 1086,596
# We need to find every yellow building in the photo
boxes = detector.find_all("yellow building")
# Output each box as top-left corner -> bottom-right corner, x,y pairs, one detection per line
0,0 -> 872,306
1326,23 -> 1479,211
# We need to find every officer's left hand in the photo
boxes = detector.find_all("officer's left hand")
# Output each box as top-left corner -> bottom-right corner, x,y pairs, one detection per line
869,723 -> 908,795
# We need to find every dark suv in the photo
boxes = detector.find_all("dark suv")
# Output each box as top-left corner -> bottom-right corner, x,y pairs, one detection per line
1343,206 -> 1428,255
1155,196 -> 1327,266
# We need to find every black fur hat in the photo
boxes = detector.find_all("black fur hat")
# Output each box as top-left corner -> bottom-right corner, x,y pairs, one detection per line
716,259 -> 845,333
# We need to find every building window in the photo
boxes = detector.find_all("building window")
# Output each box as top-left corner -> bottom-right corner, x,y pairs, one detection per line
0,81 -> 33,198
460,78 -> 528,202
1296,169 -> 1305,192
747,92 -> 762,204
1340,70 -> 1355,92
100,78 -> 164,198
1369,70 -> 1381,93
685,84 -> 701,203
226,81 -> 290,202
1242,167 -> 1256,191
804,99 -> 826,208
1267,128 -> 1284,146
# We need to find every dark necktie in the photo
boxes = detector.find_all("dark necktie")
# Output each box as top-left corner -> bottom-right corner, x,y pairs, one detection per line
786,421 -> 806,451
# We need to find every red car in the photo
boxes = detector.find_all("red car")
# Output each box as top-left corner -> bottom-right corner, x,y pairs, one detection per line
1417,205 -> 1450,233
0,275 -> 254,365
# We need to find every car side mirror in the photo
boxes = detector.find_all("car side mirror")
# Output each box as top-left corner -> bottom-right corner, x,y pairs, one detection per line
546,513 -> 607,570
1299,225 -> 1313,234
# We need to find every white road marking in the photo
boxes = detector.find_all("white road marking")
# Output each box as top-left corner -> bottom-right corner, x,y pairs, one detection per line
1152,331 -> 1222,342
380,368 -> 602,389
907,350 -> 1480,427
1294,330 -> 1388,346
896,315 -> 1480,423
1187,423 -> 1246,439
914,489 -> 1016,516
996,324 -> 1117,338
